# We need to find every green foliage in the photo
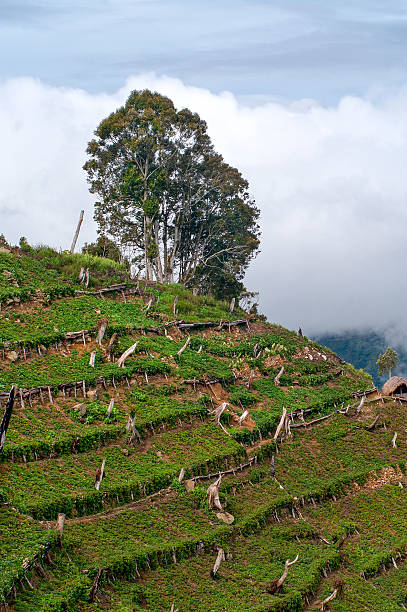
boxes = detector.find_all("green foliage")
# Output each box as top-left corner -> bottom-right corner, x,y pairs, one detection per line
377,347 -> 399,378
84,88 -> 260,297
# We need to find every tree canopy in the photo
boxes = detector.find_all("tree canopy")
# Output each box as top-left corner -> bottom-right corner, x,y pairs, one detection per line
377,347 -> 399,379
83,89 -> 260,297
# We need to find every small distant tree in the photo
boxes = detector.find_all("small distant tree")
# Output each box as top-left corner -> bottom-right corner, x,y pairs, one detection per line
0,234 -> 10,249
82,235 -> 122,262
376,347 -> 399,379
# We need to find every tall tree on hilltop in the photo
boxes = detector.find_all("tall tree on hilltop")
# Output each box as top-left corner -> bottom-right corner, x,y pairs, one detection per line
83,89 -> 260,297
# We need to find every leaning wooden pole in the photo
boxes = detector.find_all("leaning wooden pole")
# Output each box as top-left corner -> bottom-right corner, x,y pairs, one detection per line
70,210 -> 84,254
0,385 -> 16,452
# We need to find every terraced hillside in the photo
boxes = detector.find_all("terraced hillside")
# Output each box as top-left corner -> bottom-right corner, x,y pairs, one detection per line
1,248 -> 406,611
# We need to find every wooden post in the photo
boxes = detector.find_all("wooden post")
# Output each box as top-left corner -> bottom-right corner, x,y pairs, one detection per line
70,210 -> 84,254
0,385 -> 16,452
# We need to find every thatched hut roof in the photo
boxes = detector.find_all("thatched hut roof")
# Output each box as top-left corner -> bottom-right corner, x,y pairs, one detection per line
382,376 -> 407,396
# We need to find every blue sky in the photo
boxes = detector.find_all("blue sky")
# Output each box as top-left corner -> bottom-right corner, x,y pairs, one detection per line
1,1 -> 407,103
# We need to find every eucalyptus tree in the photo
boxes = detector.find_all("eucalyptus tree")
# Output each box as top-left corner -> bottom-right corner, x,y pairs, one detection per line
84,89 -> 260,296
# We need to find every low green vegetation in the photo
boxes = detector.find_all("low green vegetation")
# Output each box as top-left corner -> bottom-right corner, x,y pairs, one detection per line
2,250 -> 402,611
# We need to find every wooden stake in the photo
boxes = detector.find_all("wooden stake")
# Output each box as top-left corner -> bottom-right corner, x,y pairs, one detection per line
70,209 -> 84,254
89,351 -> 96,368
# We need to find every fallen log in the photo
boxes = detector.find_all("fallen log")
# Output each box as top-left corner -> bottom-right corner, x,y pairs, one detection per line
65,330 -> 88,341
177,336 -> 191,356
117,342 -> 139,368
177,319 -> 248,331
75,283 -> 129,296
365,415 -> 380,431
290,411 -> 336,429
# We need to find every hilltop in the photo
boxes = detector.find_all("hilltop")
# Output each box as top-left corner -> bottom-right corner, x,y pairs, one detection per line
1,248 -> 406,611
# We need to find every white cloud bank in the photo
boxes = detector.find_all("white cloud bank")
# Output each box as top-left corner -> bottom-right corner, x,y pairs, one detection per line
1,74 -> 407,340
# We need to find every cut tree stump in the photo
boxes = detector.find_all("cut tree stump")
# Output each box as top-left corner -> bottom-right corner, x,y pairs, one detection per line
96,318 -> 108,345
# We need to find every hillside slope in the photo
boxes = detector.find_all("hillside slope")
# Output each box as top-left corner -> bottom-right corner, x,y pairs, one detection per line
1,249 -> 405,611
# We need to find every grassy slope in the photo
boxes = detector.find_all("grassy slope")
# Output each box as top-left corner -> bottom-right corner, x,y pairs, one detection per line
1,249 -> 402,611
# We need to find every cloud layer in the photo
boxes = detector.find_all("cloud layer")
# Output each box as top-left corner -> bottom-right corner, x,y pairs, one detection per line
1,74 -> 407,340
